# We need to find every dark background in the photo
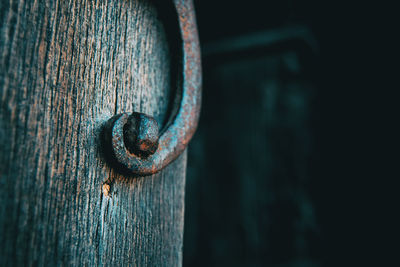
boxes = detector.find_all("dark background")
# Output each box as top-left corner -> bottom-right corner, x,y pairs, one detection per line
183,0 -> 394,266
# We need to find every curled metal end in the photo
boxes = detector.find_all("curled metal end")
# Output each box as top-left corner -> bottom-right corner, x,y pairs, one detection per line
123,113 -> 159,158
102,0 -> 201,176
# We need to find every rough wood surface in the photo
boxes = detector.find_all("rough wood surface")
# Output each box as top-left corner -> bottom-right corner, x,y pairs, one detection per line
0,0 -> 186,266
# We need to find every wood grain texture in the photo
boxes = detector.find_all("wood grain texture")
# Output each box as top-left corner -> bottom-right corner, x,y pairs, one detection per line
0,0 -> 186,266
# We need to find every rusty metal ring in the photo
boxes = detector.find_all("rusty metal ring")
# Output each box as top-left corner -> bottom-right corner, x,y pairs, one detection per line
103,0 -> 201,176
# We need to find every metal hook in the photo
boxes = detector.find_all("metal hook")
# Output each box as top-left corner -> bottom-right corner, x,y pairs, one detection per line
103,0 -> 201,176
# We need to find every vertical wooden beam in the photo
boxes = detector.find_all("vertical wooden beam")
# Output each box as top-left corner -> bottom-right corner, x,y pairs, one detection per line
0,0 -> 187,265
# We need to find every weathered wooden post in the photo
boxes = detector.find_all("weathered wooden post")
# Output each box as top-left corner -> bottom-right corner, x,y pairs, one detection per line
0,0 -> 200,265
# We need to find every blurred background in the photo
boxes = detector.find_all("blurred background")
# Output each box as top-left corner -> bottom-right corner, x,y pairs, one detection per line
181,0 -> 392,266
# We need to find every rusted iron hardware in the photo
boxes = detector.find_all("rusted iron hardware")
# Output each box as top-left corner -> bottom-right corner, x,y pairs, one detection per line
103,0 -> 201,176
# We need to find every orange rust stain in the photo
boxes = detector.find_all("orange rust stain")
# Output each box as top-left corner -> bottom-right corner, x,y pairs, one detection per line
102,183 -> 111,197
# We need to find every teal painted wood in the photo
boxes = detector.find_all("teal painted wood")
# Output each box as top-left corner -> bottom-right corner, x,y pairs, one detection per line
0,0 -> 196,265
